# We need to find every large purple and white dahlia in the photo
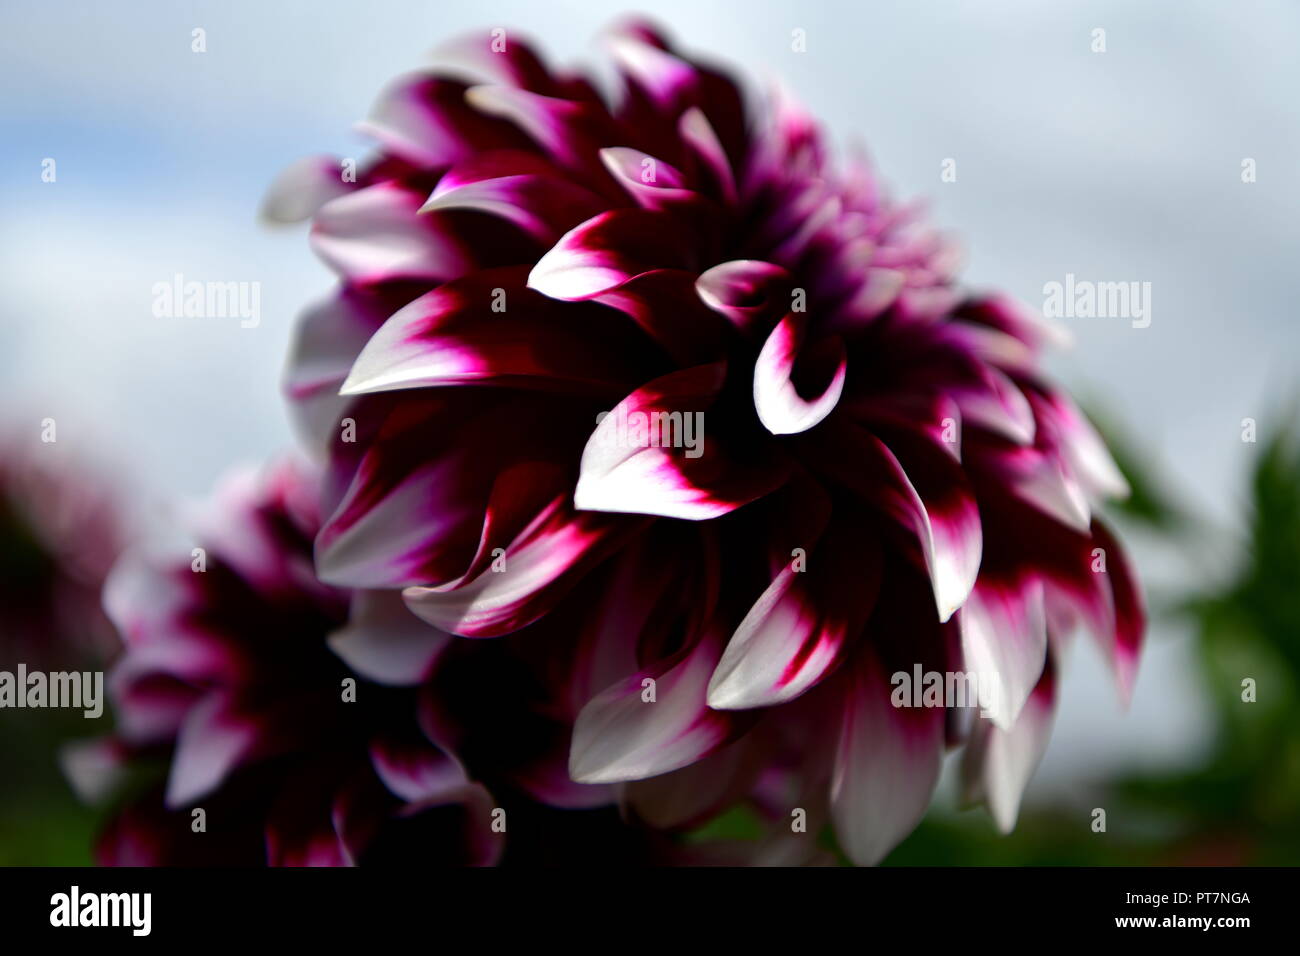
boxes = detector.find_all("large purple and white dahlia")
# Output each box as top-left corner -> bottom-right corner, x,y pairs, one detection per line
268,21 -> 1145,864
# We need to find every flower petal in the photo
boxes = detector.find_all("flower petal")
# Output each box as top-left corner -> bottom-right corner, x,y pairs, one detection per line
594,269 -> 729,367
528,208 -> 696,301
1033,388 -> 1130,501
340,267 -> 660,397
368,733 -> 470,804
569,633 -> 733,783
678,107 -> 737,203
959,577 -> 1048,729
960,651 -> 1058,832
808,420 -> 981,621
402,498 -> 633,637
261,155 -> 353,224
421,150 -> 608,241
316,393 -> 585,589
357,75 -> 532,169
1089,519 -> 1145,702
463,84 -> 613,177
328,590 -> 451,686
619,737 -> 763,830
954,365 -> 1036,446
311,182 -> 474,284
165,692 -> 258,808
708,510 -> 881,710
831,654 -> 944,866
753,313 -> 847,435
283,285 -> 403,451
695,259 -> 794,339
575,363 -> 791,520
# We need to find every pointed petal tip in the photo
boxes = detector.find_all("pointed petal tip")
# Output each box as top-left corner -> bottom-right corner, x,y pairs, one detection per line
703,672 -> 756,711
566,752 -> 631,786
336,372 -> 369,397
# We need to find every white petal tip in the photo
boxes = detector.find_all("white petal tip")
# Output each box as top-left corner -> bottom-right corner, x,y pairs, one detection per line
567,756 -> 633,786
704,679 -> 748,711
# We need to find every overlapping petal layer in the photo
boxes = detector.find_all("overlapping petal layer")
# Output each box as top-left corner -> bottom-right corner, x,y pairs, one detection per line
269,20 -> 1146,865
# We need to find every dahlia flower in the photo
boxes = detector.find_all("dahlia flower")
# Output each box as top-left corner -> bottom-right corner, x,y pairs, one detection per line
267,20 -> 1145,864
70,458 -> 506,866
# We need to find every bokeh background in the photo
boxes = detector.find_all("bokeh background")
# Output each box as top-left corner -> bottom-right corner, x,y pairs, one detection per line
2,0 -> 1298,864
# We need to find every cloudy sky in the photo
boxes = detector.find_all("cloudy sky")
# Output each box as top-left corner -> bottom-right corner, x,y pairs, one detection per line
4,0 -> 1297,794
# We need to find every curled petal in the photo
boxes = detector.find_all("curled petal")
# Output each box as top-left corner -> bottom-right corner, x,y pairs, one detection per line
528,209 -> 696,301
317,448 -> 485,589
606,31 -> 698,106
429,32 -> 562,95
695,259 -> 793,339
265,772 -> 351,867
402,499 -> 632,637
567,528 -> 687,711
316,394 -> 582,589
421,150 -> 608,240
369,733 -> 469,804
332,771 -> 501,867
283,285 -> 400,452
956,293 -> 1072,354
569,634 -> 733,784
575,363 -> 791,520
340,267 -> 658,397
599,147 -> 692,207
753,313 -> 847,435
854,268 -> 909,324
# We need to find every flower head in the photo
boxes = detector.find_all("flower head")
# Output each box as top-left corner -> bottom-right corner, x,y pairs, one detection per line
269,21 -> 1145,864
75,458 -> 502,866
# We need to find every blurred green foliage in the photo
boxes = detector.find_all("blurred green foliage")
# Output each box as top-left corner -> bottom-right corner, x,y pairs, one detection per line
0,709 -> 97,866
1113,429 -> 1300,865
